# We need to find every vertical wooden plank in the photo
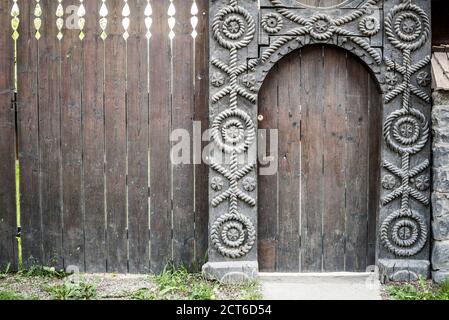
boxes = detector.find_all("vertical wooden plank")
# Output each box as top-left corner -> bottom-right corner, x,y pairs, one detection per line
61,0 -> 84,270
82,0 -> 106,272
38,0 -> 63,268
300,46 -> 324,272
0,0 -> 17,269
367,77 -> 381,267
344,53 -> 369,272
17,0 -> 42,268
127,0 -> 150,273
193,0 -> 209,268
171,0 -> 194,269
322,47 -> 346,271
104,0 -> 127,273
276,51 -> 301,272
258,64 -> 279,272
149,0 -> 172,273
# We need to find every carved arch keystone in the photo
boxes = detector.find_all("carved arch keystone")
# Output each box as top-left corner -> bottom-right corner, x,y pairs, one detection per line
203,0 -> 432,283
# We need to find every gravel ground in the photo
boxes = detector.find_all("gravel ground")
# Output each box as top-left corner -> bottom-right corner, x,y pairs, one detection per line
0,272 -> 261,300
0,273 -> 155,300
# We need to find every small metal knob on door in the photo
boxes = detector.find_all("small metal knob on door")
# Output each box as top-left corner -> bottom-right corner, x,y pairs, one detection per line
258,114 -> 264,122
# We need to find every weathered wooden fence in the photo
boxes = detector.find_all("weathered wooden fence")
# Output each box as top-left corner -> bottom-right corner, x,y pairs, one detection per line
0,0 -> 209,273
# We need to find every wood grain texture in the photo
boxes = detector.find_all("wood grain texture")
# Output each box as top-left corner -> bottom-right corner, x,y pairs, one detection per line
17,0 -> 42,268
300,46 -> 325,272
149,0 -> 172,274
277,51 -> 301,272
127,0 -> 150,274
61,0 -> 84,270
344,53 -> 369,272
193,0 -> 209,267
0,0 -> 17,269
38,0 -> 63,268
104,0 -> 127,273
258,64 -> 279,272
83,0 -> 106,272
322,47 -> 346,272
172,0 -> 195,270
258,46 -> 380,272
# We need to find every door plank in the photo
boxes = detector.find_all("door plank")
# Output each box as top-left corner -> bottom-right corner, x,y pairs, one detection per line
277,51 -> 301,272
300,46 -> 324,272
322,47 -> 346,271
258,64 -> 280,272
344,54 -> 370,272
367,78 -> 381,267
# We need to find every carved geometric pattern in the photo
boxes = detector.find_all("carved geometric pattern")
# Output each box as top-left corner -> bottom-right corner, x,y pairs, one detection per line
210,0 -> 258,258
381,0 -> 430,257
209,0 -> 431,263
359,16 -> 380,36
380,209 -> 427,257
259,0 -> 383,65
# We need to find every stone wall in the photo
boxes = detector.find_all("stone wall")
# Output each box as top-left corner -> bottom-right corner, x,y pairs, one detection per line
432,91 -> 449,284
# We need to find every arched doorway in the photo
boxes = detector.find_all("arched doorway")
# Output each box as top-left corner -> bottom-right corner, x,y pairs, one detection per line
258,45 -> 382,272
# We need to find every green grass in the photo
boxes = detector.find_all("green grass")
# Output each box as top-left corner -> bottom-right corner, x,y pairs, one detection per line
45,280 -> 98,300
0,290 -> 28,300
388,276 -> 449,300
19,265 -> 68,279
132,265 -> 262,300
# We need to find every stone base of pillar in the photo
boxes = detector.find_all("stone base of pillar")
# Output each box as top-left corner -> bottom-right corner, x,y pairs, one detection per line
202,261 -> 258,284
378,259 -> 430,284
432,271 -> 449,284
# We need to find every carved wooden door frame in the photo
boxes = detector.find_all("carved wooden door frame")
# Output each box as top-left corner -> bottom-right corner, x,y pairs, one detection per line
204,0 -> 432,283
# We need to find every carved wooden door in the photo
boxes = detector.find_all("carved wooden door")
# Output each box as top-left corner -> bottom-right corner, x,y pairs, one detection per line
258,45 -> 382,272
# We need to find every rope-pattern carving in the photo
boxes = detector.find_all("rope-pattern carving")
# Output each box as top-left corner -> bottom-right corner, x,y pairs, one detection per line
380,210 -> 427,257
259,0 -> 382,65
380,0 -> 430,257
209,0 -> 431,264
210,0 -> 258,258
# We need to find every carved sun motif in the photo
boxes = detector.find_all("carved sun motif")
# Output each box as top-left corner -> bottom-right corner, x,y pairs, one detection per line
382,175 -> 397,190
385,72 -> 398,89
307,14 -> 335,40
242,177 -> 256,192
401,18 -> 416,34
399,122 -> 415,139
314,19 -> 329,33
211,72 -> 225,87
416,71 -> 430,87
415,175 -> 430,191
211,176 -> 224,191
227,227 -> 241,242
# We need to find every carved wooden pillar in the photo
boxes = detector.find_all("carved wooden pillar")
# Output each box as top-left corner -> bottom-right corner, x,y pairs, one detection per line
202,0 -> 260,282
378,0 -> 432,282
204,0 -> 432,282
